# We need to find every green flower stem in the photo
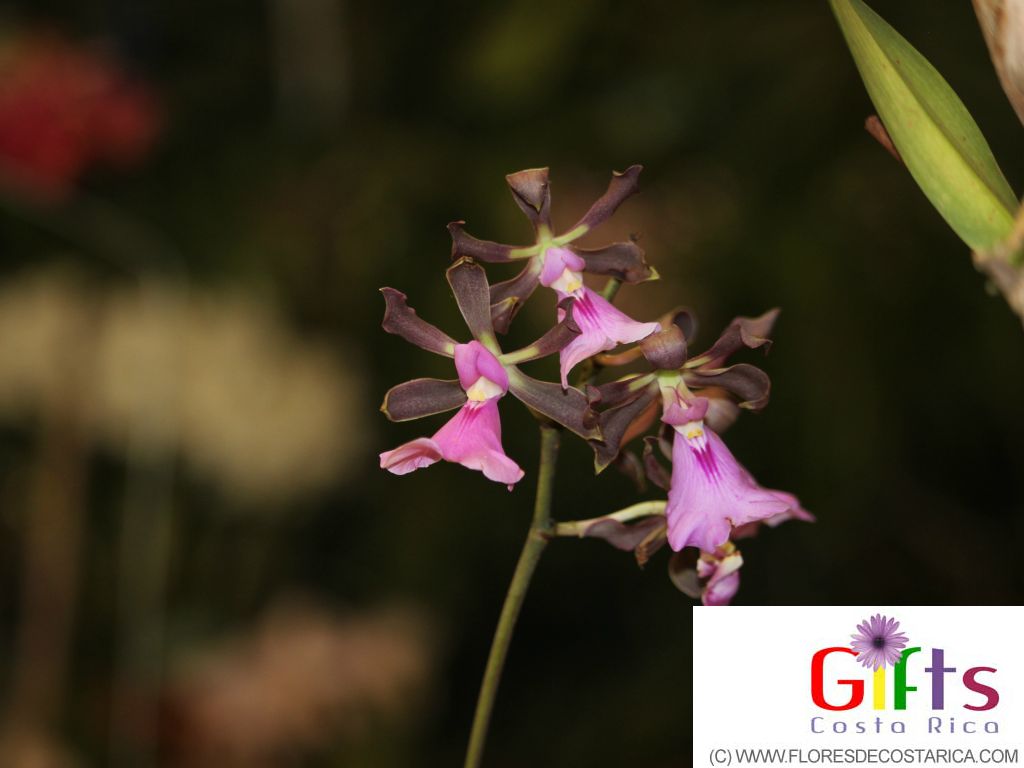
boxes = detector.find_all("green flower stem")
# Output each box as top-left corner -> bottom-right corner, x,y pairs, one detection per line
553,500 -> 667,538
463,424 -> 560,768
600,276 -> 622,302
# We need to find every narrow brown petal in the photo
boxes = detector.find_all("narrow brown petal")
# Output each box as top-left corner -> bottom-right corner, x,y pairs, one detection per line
621,397 -> 660,446
640,325 -> 688,370
446,258 -> 495,342
693,308 -> 779,368
594,346 -> 646,367
592,384 -> 659,472
634,525 -> 669,567
500,299 -> 581,364
613,450 -> 647,493
580,516 -> 667,553
653,430 -> 673,460
571,240 -> 656,283
447,221 -> 518,263
660,306 -> 698,343
566,165 -> 643,235
506,368 -> 600,440
586,373 -> 658,407
380,378 -> 466,422
490,262 -> 542,333
642,437 -> 671,492
380,288 -> 457,356
703,388 -> 741,433
684,363 -> 771,410
667,550 -> 702,598
505,167 -> 552,230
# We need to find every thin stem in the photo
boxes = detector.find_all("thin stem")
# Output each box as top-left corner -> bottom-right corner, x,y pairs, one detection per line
463,424 -> 560,768
600,276 -> 622,302
553,500 -> 667,538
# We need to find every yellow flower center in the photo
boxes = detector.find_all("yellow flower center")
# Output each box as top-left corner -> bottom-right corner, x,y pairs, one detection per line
551,267 -> 584,296
466,376 -> 503,402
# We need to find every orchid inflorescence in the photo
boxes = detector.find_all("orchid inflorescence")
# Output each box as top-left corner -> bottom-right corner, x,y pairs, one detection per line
378,165 -> 812,607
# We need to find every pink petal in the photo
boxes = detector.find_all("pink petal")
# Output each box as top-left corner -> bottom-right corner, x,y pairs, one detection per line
761,490 -> 815,524
731,490 -> 815,539
454,340 -> 508,392
380,437 -> 443,475
697,552 -> 743,606
661,395 -> 709,427
432,399 -> 524,487
539,246 -> 586,287
665,428 -> 792,552
703,570 -> 740,606
557,288 -> 660,386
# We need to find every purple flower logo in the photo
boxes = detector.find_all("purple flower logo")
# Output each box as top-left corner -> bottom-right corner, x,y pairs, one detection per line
850,614 -> 909,671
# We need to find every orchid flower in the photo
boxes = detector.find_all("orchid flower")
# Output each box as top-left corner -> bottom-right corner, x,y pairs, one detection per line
379,258 -> 601,487
658,390 -> 813,552
609,309 -> 812,552
554,306 -> 811,604
448,166 -> 661,386
668,543 -> 744,606
585,307 -> 784,472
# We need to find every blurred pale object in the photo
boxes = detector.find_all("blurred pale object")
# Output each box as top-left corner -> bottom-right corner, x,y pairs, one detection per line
0,728 -> 78,768
169,601 -> 434,766
974,0 -> 1024,126
0,271 -> 97,415
0,270 -> 365,502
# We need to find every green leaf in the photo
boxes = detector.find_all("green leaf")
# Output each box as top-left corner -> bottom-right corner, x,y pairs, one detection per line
831,0 -> 1019,251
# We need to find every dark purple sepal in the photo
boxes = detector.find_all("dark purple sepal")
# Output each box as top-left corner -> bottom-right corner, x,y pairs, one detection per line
501,298 -> 581,364
580,516 -> 667,553
567,165 -> 643,234
592,345 -> 646,368
592,383 -> 659,472
640,325 -> 688,370
380,287 -> 457,356
586,373 -> 657,408
489,262 -> 541,334
380,378 -> 466,422
505,168 -> 551,230
703,388 -> 741,433
695,308 -> 779,368
635,524 -> 668,567
446,258 -> 495,341
447,221 -> 517,263
667,550 -> 702,598
684,363 -> 771,410
613,450 -> 647,493
506,368 -> 600,440
642,436 -> 671,491
661,306 -> 698,344
571,240 -> 655,283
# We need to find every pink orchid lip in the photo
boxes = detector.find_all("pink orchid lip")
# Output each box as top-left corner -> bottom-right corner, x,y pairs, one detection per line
380,398 -> 524,488
664,423 -> 798,553
380,340 -> 523,488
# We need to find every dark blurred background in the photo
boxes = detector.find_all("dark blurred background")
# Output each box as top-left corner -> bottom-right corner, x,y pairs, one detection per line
0,1 -> 1022,766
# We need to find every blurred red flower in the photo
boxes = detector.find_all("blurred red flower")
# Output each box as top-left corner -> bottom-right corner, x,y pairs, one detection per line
0,33 -> 161,200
